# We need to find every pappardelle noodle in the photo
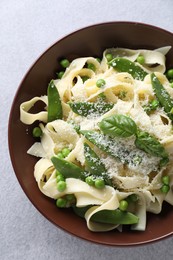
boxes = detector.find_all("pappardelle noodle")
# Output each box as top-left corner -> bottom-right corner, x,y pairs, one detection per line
20,47 -> 173,232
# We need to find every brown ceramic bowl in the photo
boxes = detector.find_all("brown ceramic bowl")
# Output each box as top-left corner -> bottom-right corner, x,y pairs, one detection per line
8,22 -> 173,246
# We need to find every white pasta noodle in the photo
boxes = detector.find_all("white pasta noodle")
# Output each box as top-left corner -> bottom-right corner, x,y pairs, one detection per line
20,47 -> 173,232
20,96 -> 48,124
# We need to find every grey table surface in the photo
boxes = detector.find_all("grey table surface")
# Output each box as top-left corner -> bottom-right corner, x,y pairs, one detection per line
1,0 -> 173,259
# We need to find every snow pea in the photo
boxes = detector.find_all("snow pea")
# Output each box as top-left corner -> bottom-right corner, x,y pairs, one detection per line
47,80 -> 62,122
80,130 -> 135,164
73,206 -> 139,225
108,57 -> 147,80
151,73 -> 173,121
84,143 -> 112,186
52,146 -> 112,186
91,209 -> 139,225
72,205 -> 91,218
68,101 -> 114,117
51,157 -> 87,180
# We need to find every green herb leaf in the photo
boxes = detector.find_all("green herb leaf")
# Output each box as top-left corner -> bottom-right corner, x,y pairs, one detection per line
118,90 -> 127,99
99,114 -> 137,137
143,99 -> 159,114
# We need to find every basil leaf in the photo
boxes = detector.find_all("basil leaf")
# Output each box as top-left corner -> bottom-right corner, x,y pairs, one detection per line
99,114 -> 137,137
135,131 -> 169,164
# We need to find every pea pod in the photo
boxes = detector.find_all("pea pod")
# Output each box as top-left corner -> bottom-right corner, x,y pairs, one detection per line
80,130 -> 136,165
72,205 -> 91,218
51,156 -> 87,180
91,209 -> 139,225
73,206 -> 139,225
68,101 -> 114,117
108,57 -> 147,80
84,143 -> 112,186
151,73 -> 173,120
47,80 -> 62,122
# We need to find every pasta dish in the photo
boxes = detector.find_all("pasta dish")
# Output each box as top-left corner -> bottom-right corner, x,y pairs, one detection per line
20,47 -> 173,232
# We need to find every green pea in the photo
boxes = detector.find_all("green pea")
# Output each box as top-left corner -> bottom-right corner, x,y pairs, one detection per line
56,198 -> 67,208
137,55 -> 145,64
57,71 -> 64,79
96,79 -> 106,88
56,152 -> 64,159
161,175 -> 170,185
57,180 -> 67,192
160,184 -> 170,193
119,200 -> 128,211
170,82 -> 173,88
105,53 -> 113,62
82,76 -> 89,82
166,69 -> 173,79
87,63 -> 96,71
56,174 -> 65,183
60,59 -> 70,68
62,148 -> 71,158
94,179 -> 105,189
85,176 -> 95,186
32,127 -> 42,138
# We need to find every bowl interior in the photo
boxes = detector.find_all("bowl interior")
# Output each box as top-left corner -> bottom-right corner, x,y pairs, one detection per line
8,22 -> 173,246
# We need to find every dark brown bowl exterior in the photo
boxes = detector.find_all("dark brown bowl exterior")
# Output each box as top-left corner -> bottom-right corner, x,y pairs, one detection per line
8,22 -> 173,246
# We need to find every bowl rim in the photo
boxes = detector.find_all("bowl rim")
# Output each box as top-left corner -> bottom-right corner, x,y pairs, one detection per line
8,21 -> 173,246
